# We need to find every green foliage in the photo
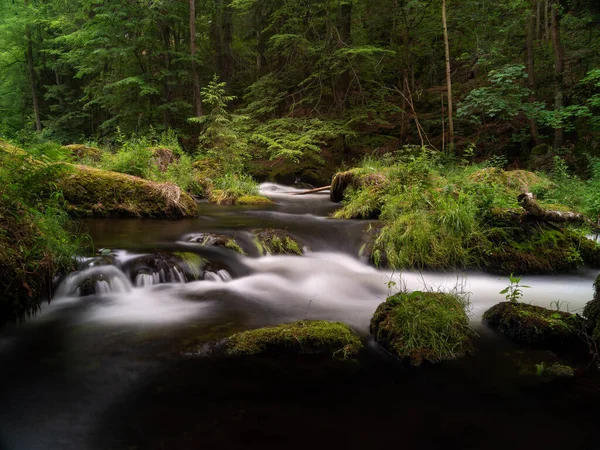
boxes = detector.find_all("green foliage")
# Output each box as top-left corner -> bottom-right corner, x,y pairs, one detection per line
499,273 -> 530,303
457,64 -> 544,125
0,142 -> 88,325
189,75 -> 249,173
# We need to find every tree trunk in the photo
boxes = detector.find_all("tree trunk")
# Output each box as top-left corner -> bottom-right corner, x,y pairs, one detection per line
214,0 -> 234,83
334,1 -> 352,109
442,0 -> 454,148
551,1 -> 564,149
24,0 -> 41,132
189,0 -> 202,117
518,193 -> 589,224
526,2 -> 539,146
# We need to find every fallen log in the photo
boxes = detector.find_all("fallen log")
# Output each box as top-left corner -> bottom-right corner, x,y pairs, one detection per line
517,192 -> 595,226
290,185 -> 331,196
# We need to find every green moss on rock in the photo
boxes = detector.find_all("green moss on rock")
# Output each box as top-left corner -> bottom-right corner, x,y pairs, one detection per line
63,144 -> 103,163
237,195 -> 274,205
545,363 -> 575,378
188,233 -> 245,255
224,320 -> 363,358
370,291 -> 474,365
56,164 -> 199,218
483,302 -> 581,349
253,229 -> 304,255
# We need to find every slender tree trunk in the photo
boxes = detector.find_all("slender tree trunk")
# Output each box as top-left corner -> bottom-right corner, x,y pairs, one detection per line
551,1 -> 564,149
526,2 -> 539,145
24,0 -> 41,132
544,0 -> 549,43
536,0 -> 541,42
442,0 -> 454,148
189,0 -> 202,116
334,1 -> 352,109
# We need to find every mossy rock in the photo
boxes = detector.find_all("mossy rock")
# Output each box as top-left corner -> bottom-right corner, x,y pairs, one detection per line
236,195 -> 274,206
544,363 -> 575,378
370,291 -> 474,366
56,164 -> 199,218
330,169 -> 387,203
223,320 -> 363,358
468,168 -> 548,193
187,233 -> 245,255
483,302 -> 582,349
253,229 -> 304,255
63,144 -> 103,163
207,188 -> 272,206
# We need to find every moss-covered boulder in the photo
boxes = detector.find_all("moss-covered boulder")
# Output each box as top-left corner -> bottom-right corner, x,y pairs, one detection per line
187,233 -> 245,254
370,291 -> 474,365
253,229 -> 304,255
483,302 -> 581,349
223,320 -> 363,358
330,169 -> 387,203
56,165 -> 199,218
63,144 -> 103,163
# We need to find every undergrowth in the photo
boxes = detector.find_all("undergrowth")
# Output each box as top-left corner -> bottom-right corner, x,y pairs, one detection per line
0,141 -> 89,325
338,148 -> 600,271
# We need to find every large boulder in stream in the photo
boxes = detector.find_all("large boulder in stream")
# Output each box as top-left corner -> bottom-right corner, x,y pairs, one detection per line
221,320 -> 363,359
483,302 -> 582,349
370,291 -> 474,366
56,165 -> 199,218
253,229 -> 305,255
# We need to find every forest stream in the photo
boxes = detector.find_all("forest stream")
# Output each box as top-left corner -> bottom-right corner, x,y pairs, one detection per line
1,184 -> 599,450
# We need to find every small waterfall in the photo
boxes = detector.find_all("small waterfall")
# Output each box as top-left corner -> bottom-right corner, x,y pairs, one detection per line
204,269 -> 231,282
55,266 -> 133,297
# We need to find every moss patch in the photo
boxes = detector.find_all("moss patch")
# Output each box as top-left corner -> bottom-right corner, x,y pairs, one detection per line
479,210 -> 589,274
224,320 -> 363,358
370,291 -> 474,366
483,302 -> 581,349
56,164 -> 199,218
237,195 -> 274,205
188,233 -> 245,255
63,144 -> 103,163
253,229 -> 304,255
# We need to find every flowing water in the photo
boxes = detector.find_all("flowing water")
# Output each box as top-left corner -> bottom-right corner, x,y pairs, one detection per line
1,184 -> 599,450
